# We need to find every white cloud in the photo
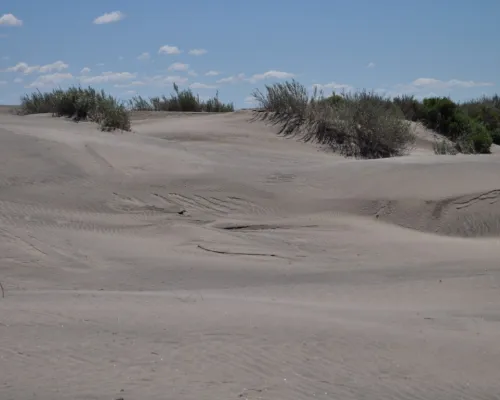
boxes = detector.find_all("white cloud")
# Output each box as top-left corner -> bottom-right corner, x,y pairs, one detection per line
190,82 -> 216,89
80,67 -> 91,74
114,80 -> 146,88
216,73 -> 246,84
205,70 -> 220,76
96,63 -> 105,67
151,75 -> 188,85
188,70 -> 198,77
367,62 -> 376,68
2,56 -> 10,60
80,71 -> 136,84
0,80 -> 7,85
0,14 -> 22,27
312,82 -> 352,92
411,78 -> 494,89
137,52 -> 150,61
118,56 -> 124,61
93,11 -> 125,25
4,60 -> 69,74
249,70 -> 295,82
188,48 -> 207,56
13,77 -> 23,83
38,61 -> 69,73
168,62 -> 189,72
26,73 -> 74,88
124,90 -> 137,95
158,45 -> 181,55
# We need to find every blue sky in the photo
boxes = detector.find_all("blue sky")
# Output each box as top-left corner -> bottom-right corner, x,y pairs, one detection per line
1,0 -> 499,108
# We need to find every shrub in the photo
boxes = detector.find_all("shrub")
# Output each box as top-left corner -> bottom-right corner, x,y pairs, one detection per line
19,86 -> 130,131
468,122 -> 493,154
433,139 -> 458,155
129,83 -> 234,112
251,80 -> 415,159
393,94 -> 423,121
491,128 -> 500,145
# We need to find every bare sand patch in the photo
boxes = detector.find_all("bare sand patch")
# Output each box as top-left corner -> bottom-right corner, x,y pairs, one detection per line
1,111 -> 500,399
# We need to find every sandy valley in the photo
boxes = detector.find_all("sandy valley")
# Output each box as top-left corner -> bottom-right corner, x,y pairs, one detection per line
1,108 -> 500,399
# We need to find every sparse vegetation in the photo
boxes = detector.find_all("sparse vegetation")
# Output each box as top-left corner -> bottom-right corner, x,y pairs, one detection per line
251,80 -> 415,159
129,83 -> 234,113
19,86 -> 131,131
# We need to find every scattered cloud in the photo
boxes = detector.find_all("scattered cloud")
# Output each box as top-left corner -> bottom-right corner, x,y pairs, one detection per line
190,82 -> 216,89
188,70 -> 198,77
2,56 -> 10,60
168,62 -> 189,72
114,81 -> 146,88
93,11 -> 125,25
38,61 -> 69,74
79,71 -> 136,84
13,77 -> 23,83
158,45 -> 181,55
26,73 -> 74,88
150,75 -> 188,85
312,82 -> 353,92
205,70 -> 220,76
80,67 -> 91,74
137,52 -> 150,61
216,73 -> 246,84
124,90 -> 137,95
249,70 -> 295,83
411,78 -> 494,89
367,62 -> 376,68
118,56 -> 124,61
0,14 -> 23,27
4,60 -> 69,74
0,80 -> 7,85
188,48 -> 207,56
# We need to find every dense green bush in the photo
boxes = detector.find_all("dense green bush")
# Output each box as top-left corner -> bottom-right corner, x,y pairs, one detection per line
129,83 -> 234,112
393,94 -> 423,121
251,80 -> 415,159
19,86 -> 131,131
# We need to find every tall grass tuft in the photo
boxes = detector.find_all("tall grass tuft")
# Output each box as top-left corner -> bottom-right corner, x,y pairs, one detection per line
19,86 -> 131,131
129,83 -> 234,112
251,80 -> 415,159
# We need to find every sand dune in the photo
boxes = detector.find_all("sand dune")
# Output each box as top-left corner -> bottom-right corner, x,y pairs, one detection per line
1,110 -> 500,399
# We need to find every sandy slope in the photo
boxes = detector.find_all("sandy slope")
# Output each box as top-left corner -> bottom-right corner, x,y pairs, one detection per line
1,110 -> 500,400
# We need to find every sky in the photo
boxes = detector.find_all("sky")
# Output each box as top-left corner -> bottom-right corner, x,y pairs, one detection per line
1,0 -> 499,108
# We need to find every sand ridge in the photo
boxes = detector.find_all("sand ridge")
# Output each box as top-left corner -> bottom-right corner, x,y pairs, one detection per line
1,110 -> 500,399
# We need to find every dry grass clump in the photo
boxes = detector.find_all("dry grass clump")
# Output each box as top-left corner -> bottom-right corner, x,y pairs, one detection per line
251,80 -> 415,159
19,86 -> 131,131
129,83 -> 234,113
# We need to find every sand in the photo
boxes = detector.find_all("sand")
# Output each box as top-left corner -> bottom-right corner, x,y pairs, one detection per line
1,109 -> 500,400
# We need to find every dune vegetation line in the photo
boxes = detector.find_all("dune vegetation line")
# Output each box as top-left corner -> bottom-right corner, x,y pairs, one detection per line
18,80 -> 500,158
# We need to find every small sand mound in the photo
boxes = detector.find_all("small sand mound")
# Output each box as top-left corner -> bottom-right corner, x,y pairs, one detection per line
361,190 -> 500,237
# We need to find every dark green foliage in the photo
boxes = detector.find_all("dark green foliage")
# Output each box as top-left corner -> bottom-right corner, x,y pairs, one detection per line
129,83 -> 234,113
251,80 -> 415,159
19,86 -> 130,131
393,94 -> 423,121
491,129 -> 500,145
468,122 -> 493,154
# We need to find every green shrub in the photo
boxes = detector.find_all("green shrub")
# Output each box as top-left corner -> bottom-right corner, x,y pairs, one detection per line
491,128 -> 500,145
468,122 -> 493,154
393,94 -> 423,121
19,86 -> 130,131
129,83 -> 234,113
251,80 -> 415,159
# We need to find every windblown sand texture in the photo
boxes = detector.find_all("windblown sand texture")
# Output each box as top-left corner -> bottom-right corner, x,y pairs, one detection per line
1,107 -> 500,399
